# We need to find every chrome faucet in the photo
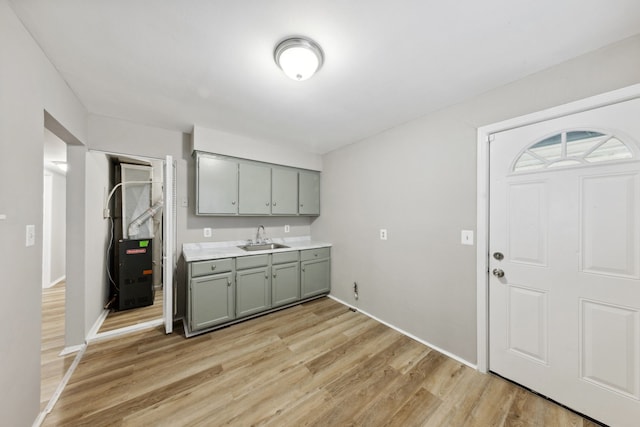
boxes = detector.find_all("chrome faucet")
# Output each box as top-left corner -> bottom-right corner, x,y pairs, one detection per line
255,225 -> 266,244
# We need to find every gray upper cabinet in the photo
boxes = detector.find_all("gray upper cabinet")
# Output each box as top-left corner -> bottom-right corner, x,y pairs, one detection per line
239,163 -> 271,215
195,151 -> 320,216
299,171 -> 320,215
271,168 -> 298,215
197,155 -> 238,215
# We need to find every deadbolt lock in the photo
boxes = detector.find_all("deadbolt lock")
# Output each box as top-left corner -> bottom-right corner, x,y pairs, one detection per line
493,252 -> 504,261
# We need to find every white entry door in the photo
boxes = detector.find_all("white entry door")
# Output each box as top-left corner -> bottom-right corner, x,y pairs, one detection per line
489,98 -> 640,426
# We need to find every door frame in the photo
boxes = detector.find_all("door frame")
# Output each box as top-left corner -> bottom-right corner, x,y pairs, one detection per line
475,83 -> 640,373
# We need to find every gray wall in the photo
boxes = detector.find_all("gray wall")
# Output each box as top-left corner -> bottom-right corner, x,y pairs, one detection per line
313,34 -> 640,364
0,1 -> 87,425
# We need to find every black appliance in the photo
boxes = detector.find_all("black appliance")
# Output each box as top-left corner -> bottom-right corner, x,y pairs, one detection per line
114,238 -> 154,311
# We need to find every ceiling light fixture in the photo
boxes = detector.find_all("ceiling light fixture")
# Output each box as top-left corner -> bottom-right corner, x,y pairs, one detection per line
274,37 -> 324,81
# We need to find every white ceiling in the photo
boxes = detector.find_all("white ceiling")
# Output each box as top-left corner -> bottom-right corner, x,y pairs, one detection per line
11,1 -> 640,154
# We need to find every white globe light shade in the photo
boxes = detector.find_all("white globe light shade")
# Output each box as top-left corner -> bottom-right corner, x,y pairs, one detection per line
275,38 -> 324,81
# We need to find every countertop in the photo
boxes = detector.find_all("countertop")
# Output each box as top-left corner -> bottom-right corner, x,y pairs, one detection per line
183,236 -> 332,262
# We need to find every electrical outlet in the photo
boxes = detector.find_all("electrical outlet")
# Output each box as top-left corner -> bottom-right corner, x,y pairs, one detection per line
26,224 -> 35,247
380,229 -> 388,240
284,225 -> 290,233
203,227 -> 212,238
461,230 -> 474,245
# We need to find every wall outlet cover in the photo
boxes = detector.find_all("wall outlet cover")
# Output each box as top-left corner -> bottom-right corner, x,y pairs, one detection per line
284,225 -> 290,233
203,227 -> 212,238
26,224 -> 35,247
461,230 -> 474,245
380,229 -> 388,240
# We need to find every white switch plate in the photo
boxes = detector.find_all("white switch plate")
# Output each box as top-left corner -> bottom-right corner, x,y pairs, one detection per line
284,225 -> 290,233
26,224 -> 35,247
380,229 -> 388,240
0,214 -> 6,220
203,227 -> 212,238
181,197 -> 189,208
461,230 -> 474,245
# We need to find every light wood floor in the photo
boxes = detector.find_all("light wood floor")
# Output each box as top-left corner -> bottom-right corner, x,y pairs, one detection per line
43,298 -> 599,426
41,281 -> 76,411
98,288 -> 164,333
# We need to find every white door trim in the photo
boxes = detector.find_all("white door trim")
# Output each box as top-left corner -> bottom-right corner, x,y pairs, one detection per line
476,83 -> 640,373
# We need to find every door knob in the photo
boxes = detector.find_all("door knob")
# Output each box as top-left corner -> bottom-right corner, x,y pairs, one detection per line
492,268 -> 505,278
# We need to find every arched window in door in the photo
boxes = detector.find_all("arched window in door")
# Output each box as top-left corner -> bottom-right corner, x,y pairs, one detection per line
512,130 -> 635,173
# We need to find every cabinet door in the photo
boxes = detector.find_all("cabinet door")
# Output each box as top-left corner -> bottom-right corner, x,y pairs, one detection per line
190,272 -> 235,330
236,266 -> 271,317
271,168 -> 298,215
272,262 -> 300,307
197,156 -> 238,215
301,258 -> 330,298
299,171 -> 320,215
239,163 -> 271,214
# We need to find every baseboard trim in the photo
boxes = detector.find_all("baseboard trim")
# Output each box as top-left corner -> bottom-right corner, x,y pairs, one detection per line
58,344 -> 83,357
328,295 -> 477,370
43,275 -> 66,289
33,343 -> 87,427
88,318 -> 165,344
86,309 -> 110,339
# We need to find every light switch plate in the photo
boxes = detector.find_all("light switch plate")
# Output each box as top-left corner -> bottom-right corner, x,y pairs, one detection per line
0,214 -> 6,220
203,227 -> 212,238
284,225 -> 290,233
461,230 -> 474,245
181,197 -> 189,208
380,229 -> 388,240
26,224 -> 35,247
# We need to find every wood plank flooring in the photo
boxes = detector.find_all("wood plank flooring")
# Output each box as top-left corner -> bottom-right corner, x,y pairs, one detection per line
98,288 -> 164,333
43,298 -> 599,426
41,281 -> 76,411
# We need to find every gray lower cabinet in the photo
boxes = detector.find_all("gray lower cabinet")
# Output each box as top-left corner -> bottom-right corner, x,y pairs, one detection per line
236,254 -> 271,318
187,248 -> 330,333
272,262 -> 299,306
300,248 -> 331,298
236,266 -> 271,317
189,271 -> 235,331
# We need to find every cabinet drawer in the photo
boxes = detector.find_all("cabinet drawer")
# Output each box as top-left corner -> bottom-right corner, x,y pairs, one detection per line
191,258 -> 234,277
300,247 -> 330,261
236,254 -> 269,270
272,250 -> 299,265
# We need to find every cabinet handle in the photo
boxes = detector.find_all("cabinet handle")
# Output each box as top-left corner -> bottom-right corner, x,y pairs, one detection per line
265,202 -> 270,206
211,265 -> 217,270
314,253 -> 318,257
232,201 -> 236,205
265,275 -> 269,279
302,267 -> 305,272
300,204 -> 304,207
273,273 -> 277,278
227,279 -> 231,286
273,202 -> 277,206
